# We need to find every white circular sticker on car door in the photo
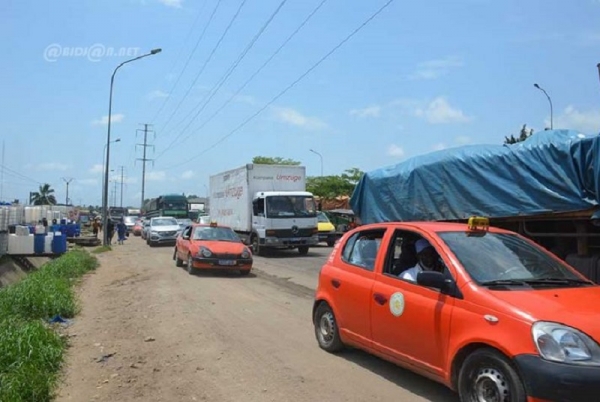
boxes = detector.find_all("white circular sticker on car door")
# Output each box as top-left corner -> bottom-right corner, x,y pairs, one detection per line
389,292 -> 405,317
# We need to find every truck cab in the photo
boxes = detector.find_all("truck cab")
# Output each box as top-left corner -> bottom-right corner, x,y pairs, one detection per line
251,191 -> 319,255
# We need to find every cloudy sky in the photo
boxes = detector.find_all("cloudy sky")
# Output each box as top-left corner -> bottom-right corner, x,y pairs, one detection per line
2,0 -> 600,206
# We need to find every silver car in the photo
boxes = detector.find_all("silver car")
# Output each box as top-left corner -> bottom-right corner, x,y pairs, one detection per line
147,217 -> 180,247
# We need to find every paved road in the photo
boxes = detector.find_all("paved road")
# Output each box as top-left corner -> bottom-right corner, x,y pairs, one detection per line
57,237 -> 458,402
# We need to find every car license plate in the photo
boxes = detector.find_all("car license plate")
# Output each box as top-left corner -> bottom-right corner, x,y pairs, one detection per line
218,260 -> 236,266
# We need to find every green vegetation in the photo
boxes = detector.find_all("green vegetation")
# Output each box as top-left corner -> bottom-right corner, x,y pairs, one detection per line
92,245 -> 112,254
0,250 -> 97,401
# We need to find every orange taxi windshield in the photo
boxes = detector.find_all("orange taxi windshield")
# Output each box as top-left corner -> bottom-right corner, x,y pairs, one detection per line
192,226 -> 241,242
438,231 -> 588,286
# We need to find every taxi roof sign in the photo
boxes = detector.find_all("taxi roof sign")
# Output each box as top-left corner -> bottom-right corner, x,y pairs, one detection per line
209,221 -> 218,227
467,216 -> 489,233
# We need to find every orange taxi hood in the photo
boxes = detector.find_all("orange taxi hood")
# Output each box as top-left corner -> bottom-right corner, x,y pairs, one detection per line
483,286 -> 600,337
191,240 -> 247,254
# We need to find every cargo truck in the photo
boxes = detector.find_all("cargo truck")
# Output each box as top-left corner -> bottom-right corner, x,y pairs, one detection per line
350,129 -> 600,283
209,164 -> 319,256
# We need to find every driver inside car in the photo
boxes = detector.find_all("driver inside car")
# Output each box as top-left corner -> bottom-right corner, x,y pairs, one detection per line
399,238 -> 442,282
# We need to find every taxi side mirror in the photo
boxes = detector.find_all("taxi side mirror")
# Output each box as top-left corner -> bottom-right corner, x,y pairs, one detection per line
417,271 -> 461,298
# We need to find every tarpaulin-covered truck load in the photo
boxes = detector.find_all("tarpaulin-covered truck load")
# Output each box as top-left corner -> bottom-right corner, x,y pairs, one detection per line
350,129 -> 600,282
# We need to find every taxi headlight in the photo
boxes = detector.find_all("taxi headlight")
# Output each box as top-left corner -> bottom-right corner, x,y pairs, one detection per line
532,321 -> 600,366
241,248 -> 251,259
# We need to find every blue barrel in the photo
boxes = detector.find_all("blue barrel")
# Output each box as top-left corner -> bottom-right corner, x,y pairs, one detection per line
52,234 -> 67,254
34,234 -> 46,254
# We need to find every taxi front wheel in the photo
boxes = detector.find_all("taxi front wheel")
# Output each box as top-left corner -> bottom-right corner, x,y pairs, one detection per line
314,303 -> 344,353
458,348 -> 527,402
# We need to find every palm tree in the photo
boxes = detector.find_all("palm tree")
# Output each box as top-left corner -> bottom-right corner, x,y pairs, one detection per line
31,183 -> 57,205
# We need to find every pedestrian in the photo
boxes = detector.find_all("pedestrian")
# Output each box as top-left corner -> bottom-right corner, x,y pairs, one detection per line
92,218 -> 100,238
107,219 -> 115,245
116,219 -> 127,245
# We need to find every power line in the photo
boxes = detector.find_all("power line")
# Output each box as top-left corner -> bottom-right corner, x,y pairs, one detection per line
148,0 -> 210,124
162,0 -> 396,171
156,0 -> 242,138
155,0 -> 291,161
0,163 -> 42,185
156,0 -> 329,160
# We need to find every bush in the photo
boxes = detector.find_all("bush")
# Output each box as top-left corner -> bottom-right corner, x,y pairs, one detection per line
0,250 -> 97,401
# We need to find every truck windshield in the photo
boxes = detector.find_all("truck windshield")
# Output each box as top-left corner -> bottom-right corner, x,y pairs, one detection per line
438,231 -> 585,285
266,196 -> 316,218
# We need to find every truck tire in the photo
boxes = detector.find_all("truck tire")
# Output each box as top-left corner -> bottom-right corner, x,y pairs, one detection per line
251,235 -> 265,256
298,246 -> 309,255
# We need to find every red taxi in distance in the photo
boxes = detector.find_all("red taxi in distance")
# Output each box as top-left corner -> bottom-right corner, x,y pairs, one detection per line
173,222 -> 253,276
313,217 -> 600,402
132,220 -> 144,236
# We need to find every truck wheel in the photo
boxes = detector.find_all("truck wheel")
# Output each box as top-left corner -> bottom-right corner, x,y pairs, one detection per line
252,235 -> 264,256
298,246 -> 309,255
458,348 -> 527,402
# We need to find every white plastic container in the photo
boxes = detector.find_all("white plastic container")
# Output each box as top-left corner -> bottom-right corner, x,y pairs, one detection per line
8,234 -> 34,255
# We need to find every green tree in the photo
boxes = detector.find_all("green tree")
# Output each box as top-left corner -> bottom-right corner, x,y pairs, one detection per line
306,168 -> 364,198
31,183 -> 57,205
505,124 -> 534,144
252,156 -> 301,165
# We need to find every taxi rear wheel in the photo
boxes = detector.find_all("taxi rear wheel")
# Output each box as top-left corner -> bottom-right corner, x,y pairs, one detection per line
314,303 -> 343,353
458,348 -> 526,402
174,249 -> 184,267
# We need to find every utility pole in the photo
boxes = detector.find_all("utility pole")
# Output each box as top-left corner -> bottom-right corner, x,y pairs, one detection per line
0,140 -> 4,202
62,177 -> 73,206
136,124 -> 154,209
112,181 -> 118,207
119,166 -> 125,208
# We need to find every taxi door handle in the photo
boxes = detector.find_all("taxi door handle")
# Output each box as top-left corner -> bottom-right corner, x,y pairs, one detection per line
331,279 -> 341,289
373,293 -> 387,305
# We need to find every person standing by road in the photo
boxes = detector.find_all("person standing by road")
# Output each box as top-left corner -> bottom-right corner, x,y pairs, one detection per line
116,219 -> 127,245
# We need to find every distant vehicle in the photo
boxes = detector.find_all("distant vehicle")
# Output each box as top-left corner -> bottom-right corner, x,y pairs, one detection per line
197,215 -> 211,224
146,216 -> 180,247
176,218 -> 193,230
143,194 -> 189,219
127,208 -> 141,216
132,219 -> 143,236
174,222 -> 252,276
109,207 -> 127,218
316,211 -> 336,247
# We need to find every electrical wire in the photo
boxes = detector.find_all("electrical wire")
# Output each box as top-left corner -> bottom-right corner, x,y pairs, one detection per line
154,0 -> 291,160
156,0 -> 329,160
162,0 -> 396,171
156,0 -> 247,138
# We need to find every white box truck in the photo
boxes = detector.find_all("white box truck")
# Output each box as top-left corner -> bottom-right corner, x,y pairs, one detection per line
209,164 -> 319,256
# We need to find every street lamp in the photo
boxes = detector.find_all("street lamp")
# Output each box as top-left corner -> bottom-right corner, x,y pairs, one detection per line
102,48 -> 162,246
309,149 -> 323,176
101,138 -> 120,205
534,83 -> 553,130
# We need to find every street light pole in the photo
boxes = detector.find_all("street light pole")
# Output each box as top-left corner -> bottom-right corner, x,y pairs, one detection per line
534,83 -> 553,130
309,149 -> 323,176
102,48 -> 162,246
102,138 -> 120,205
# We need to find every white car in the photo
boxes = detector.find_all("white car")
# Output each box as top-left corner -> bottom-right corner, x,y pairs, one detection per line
146,217 -> 181,247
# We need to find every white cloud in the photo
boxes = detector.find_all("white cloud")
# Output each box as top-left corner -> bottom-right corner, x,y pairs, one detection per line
109,174 -> 137,184
158,0 -> 182,7
551,106 -> 600,134
432,143 -> 447,151
181,170 -> 194,179
146,171 -> 166,181
408,56 -> 464,80
387,144 -> 405,157
147,90 -> 169,100
233,94 -> 258,105
350,105 -> 381,118
91,114 -> 124,125
272,107 -> 327,130
89,164 -> 104,174
413,97 -> 471,124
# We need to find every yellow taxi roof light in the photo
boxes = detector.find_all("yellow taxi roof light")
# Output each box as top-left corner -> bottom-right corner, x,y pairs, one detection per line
209,221 -> 218,227
467,216 -> 489,232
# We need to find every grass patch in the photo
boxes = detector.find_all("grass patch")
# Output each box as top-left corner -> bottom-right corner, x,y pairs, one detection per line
91,245 -> 111,254
0,250 -> 97,401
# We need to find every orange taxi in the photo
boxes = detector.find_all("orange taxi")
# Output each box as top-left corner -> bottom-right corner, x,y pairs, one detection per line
173,222 -> 253,276
132,219 -> 144,236
313,217 -> 600,402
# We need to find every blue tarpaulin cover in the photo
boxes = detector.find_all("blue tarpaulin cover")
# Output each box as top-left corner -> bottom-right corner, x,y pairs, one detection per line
350,130 -> 600,224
